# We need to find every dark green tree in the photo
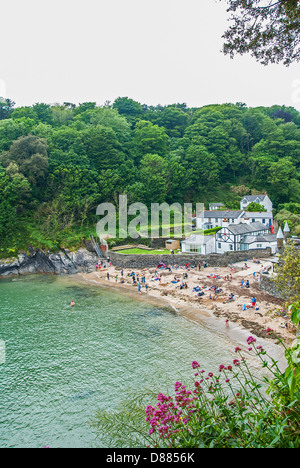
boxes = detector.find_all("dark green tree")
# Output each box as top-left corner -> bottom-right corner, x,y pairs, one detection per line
222,0 -> 300,66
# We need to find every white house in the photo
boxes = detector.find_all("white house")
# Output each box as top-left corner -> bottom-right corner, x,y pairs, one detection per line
240,194 -> 273,212
197,210 -> 245,230
215,222 -> 271,254
239,234 -> 277,254
209,202 -> 225,211
242,211 -> 273,228
181,235 -> 215,254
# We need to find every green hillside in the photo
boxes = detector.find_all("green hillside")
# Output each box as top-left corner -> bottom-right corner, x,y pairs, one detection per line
1,98 -> 300,256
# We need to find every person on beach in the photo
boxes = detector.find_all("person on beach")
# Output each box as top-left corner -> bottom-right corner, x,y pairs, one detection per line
252,297 -> 257,308
245,280 -> 250,288
138,283 -> 142,294
107,272 -> 110,280
228,293 -> 234,302
241,279 -> 245,288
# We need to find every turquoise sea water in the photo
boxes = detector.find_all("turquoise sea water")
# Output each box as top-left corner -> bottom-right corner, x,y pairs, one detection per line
0,275 -> 273,448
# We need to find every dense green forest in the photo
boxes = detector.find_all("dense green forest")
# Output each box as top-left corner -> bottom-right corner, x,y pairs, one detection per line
0,97 -> 300,256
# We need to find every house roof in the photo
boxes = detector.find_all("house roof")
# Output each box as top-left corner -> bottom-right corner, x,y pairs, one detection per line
241,234 -> 277,244
182,235 -> 214,245
241,195 -> 267,202
203,210 -> 244,219
224,222 -> 269,235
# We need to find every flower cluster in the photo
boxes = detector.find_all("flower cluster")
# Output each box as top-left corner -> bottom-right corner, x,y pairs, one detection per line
145,381 -> 199,439
142,330 -> 300,448
145,335 -> 274,445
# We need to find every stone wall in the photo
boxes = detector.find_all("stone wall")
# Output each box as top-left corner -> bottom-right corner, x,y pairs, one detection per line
106,248 -> 272,269
0,246 -> 273,278
259,274 -> 284,299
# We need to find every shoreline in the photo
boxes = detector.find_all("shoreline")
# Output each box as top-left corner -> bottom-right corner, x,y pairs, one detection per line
72,258 -> 296,356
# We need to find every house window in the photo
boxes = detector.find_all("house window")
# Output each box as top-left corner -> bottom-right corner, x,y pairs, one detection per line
230,244 -> 233,251
252,219 -> 255,223
231,219 -> 235,223
188,245 -> 201,253
262,219 -> 265,224
218,243 -> 221,249
257,244 -> 262,248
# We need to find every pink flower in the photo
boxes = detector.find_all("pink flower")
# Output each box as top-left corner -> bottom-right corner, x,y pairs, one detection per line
174,381 -> 183,391
235,347 -> 241,353
247,336 -> 256,345
192,361 -> 200,369
233,359 -> 240,366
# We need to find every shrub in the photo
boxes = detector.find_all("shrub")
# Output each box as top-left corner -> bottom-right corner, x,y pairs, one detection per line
146,330 -> 300,448
145,326 -> 300,448
92,305 -> 300,448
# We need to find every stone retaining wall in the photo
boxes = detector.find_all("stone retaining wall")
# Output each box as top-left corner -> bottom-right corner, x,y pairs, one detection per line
259,274 -> 284,299
107,248 -> 272,269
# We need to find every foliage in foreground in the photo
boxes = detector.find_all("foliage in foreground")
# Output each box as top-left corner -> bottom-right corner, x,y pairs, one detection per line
93,308 -> 300,448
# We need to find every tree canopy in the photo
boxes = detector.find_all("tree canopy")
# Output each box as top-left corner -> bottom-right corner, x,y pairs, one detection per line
0,98 -> 300,255
222,0 -> 300,65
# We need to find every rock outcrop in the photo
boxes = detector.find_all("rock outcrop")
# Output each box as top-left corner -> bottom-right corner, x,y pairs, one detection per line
0,248 -> 99,277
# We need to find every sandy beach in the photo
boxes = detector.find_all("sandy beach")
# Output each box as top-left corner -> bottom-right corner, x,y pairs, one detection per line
76,258 -> 297,347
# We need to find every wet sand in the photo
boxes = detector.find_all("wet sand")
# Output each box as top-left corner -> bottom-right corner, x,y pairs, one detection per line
74,258 -> 296,350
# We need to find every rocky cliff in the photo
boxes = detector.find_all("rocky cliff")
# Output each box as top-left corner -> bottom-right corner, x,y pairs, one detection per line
0,248 -> 99,277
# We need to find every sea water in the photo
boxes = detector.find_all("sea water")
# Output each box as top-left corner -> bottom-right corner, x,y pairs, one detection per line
0,275 -> 277,448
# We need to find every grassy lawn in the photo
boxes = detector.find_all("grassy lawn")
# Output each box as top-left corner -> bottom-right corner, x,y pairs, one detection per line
114,248 -> 179,255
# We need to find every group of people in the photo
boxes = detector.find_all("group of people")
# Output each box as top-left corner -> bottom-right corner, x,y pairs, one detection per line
197,261 -> 207,270
96,256 -> 111,270
242,297 -> 258,310
241,278 -> 250,288
224,274 -> 232,282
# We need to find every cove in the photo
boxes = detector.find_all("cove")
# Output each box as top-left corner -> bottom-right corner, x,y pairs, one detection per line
0,275 -> 273,448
